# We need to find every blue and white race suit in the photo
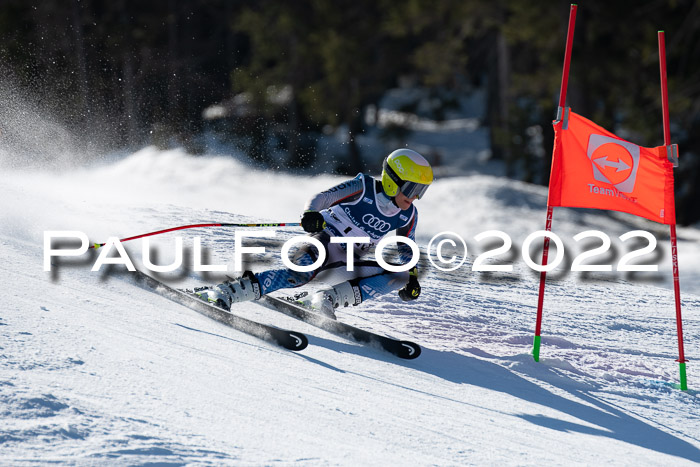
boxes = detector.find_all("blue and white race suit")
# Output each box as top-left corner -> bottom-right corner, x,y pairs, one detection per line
255,173 -> 418,302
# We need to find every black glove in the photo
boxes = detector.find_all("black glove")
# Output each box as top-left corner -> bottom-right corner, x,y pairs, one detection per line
398,268 -> 421,301
301,210 -> 326,233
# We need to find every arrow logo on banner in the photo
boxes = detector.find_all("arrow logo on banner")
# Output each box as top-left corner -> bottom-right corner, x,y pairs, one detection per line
593,155 -> 631,172
593,156 -> 632,173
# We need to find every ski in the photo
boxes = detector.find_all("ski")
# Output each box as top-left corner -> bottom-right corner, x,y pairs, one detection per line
261,295 -> 421,359
128,270 -> 308,352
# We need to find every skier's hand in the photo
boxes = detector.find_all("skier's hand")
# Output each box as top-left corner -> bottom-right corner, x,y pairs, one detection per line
301,210 -> 326,233
398,267 -> 421,301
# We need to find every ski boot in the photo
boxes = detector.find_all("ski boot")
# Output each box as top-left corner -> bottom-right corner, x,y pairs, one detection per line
301,280 -> 362,320
194,271 -> 261,311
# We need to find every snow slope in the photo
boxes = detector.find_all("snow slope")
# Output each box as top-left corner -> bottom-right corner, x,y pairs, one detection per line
1,147 -> 699,465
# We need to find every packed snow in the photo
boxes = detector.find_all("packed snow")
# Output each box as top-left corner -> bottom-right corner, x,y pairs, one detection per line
1,147 -> 699,465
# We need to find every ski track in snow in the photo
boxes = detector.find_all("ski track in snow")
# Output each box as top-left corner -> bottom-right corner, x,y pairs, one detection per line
1,147 -> 699,465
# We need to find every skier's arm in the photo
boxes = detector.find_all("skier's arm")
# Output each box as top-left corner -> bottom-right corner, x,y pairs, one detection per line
301,178 -> 364,232
395,210 -> 417,265
396,210 -> 421,301
304,178 -> 364,212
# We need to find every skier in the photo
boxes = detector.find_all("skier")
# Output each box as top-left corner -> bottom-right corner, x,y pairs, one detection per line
194,148 -> 433,318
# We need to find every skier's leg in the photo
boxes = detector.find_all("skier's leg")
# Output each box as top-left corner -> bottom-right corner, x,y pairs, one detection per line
195,232 -> 331,310
354,269 -> 411,302
305,267 -> 410,317
255,231 -> 332,294
193,270 -> 262,310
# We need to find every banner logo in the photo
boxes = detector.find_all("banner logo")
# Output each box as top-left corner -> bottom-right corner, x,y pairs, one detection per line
587,134 -> 640,193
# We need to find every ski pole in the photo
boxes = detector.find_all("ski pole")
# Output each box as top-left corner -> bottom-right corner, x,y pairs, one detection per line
90,222 -> 302,249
